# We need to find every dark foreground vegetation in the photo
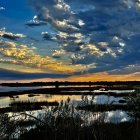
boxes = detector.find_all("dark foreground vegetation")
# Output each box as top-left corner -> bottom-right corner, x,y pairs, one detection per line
17,121 -> 140,140
1,108 -> 140,140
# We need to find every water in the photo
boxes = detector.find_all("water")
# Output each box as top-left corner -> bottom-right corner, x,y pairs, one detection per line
0,86 -> 43,92
0,93 -> 127,108
0,86 -> 134,123
0,85 -> 130,107
0,86 -> 135,93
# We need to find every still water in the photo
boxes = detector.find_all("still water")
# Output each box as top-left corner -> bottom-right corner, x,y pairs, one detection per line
0,86 -> 133,123
0,93 -> 126,108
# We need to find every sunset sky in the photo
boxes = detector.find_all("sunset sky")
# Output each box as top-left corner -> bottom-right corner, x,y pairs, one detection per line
0,0 -> 140,82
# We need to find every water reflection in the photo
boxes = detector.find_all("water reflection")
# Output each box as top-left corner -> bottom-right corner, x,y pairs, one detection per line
0,93 -> 126,108
0,89 -> 133,123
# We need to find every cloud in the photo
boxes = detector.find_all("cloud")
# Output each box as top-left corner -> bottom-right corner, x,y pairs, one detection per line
0,28 -> 26,40
26,15 -> 47,27
0,7 -> 5,10
51,19 -> 80,32
1,0 -> 140,79
41,32 -> 56,41
0,41 -> 87,74
29,0 -> 72,20
29,0 -> 82,33
0,68 -> 68,81
66,72 -> 140,81
108,64 -> 140,75
52,49 -> 66,58
25,0 -> 140,67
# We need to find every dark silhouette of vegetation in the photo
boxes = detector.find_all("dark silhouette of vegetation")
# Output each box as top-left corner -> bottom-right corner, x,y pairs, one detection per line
28,94 -> 40,97
77,104 -> 129,112
1,98 -> 140,140
126,89 -> 140,120
0,87 -> 134,97
0,101 -> 59,113
16,121 -> 140,140
10,101 -> 59,108
1,81 -> 140,87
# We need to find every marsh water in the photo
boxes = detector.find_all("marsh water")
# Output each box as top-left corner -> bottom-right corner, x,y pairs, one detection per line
0,86 -> 133,123
0,86 -> 129,107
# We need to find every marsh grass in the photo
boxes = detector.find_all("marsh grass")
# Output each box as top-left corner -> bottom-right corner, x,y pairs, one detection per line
14,102 -> 140,140
10,100 -> 59,107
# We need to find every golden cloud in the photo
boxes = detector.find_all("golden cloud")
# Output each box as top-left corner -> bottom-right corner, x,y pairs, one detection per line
80,43 -> 103,56
66,72 -> 140,81
0,41 -> 86,74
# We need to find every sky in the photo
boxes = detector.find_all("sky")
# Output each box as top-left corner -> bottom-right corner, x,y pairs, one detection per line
0,0 -> 140,82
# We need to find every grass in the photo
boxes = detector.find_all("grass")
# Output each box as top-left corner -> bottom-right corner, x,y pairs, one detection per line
0,101 -> 59,113
9,100 -> 59,112
76,104 -> 129,112
9,101 -> 140,140
17,121 -> 140,140
10,100 -> 59,107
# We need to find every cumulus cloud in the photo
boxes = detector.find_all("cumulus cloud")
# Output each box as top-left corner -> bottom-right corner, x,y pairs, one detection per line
41,32 -> 56,41
29,0 -> 72,20
52,49 -> 66,58
0,28 -> 26,40
29,0 -> 82,33
26,15 -> 47,27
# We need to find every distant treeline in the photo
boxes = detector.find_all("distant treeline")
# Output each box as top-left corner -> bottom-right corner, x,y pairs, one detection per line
1,81 -> 140,87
